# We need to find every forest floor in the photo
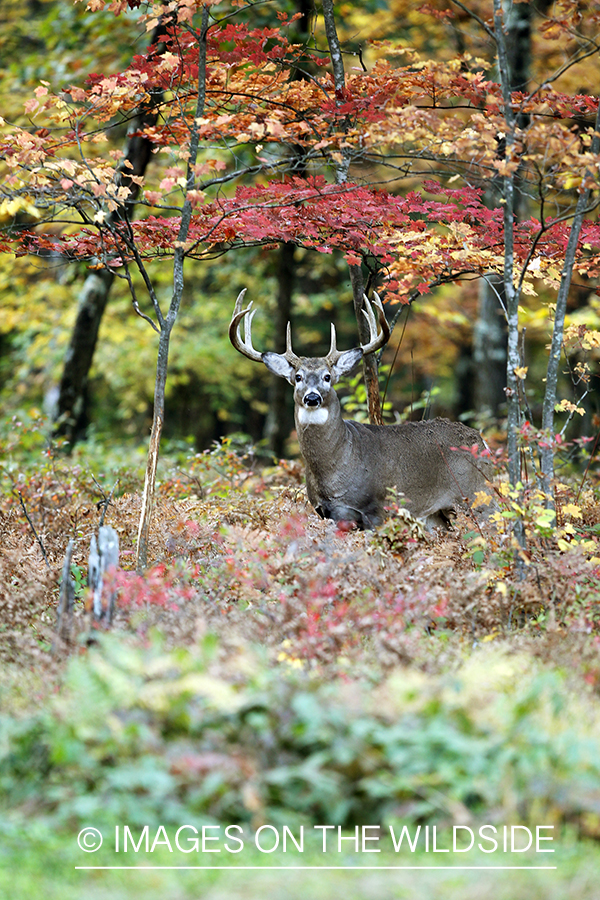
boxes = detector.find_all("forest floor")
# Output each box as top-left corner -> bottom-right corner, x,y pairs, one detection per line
2,424 -> 600,898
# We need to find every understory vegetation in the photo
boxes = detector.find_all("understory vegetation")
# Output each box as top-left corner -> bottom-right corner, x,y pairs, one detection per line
2,415 -> 600,865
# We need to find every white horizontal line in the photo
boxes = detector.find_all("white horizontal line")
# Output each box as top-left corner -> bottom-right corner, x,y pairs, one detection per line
75,865 -> 558,871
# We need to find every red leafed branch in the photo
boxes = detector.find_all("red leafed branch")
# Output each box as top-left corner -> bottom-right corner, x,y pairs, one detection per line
12,176 -> 600,306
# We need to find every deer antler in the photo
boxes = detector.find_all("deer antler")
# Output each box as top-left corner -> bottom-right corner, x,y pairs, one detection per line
230,289 -> 301,366
283,322 -> 301,366
324,292 -> 389,365
325,323 -> 341,366
229,289 -> 266,363
360,292 -> 390,355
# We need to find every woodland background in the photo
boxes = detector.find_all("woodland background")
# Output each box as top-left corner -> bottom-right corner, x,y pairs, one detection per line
2,1 -> 600,898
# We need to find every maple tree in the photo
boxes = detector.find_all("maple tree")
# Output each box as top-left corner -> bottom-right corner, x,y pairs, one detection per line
2,0 -> 600,559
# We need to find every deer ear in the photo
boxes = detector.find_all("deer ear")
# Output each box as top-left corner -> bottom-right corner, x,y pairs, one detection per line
262,352 -> 295,383
331,348 -> 363,380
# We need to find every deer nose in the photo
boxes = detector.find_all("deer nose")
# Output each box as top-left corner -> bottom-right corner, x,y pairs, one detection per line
303,391 -> 322,407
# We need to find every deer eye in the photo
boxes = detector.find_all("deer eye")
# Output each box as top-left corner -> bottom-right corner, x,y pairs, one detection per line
295,373 -> 303,383
323,373 -> 331,383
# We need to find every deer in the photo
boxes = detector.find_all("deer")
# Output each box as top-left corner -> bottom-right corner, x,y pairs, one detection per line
229,289 -> 492,530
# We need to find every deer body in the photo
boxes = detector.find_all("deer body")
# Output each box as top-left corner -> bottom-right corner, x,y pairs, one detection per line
230,290 -> 491,530
298,411 -> 488,529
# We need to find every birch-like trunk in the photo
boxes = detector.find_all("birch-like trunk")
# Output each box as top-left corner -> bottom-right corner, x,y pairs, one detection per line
136,6 -> 210,571
494,0 -> 526,549
473,2 -> 532,420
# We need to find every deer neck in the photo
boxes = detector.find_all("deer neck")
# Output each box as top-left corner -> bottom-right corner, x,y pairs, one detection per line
295,395 -> 349,474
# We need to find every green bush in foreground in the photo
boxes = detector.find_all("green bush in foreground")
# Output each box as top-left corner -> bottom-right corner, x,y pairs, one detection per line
1,633 -> 599,835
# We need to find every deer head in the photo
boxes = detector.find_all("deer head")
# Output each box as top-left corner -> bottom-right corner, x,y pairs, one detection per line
229,288 -> 389,426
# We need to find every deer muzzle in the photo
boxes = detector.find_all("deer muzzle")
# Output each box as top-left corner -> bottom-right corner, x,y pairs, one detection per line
303,391 -> 322,408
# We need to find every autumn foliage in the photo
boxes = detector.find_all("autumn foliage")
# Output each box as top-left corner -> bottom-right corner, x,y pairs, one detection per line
2,2 -> 600,307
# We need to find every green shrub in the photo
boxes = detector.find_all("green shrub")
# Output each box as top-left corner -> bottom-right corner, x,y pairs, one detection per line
2,633 -> 600,836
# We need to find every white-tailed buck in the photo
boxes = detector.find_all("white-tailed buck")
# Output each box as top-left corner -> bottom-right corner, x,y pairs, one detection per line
230,289 -> 491,529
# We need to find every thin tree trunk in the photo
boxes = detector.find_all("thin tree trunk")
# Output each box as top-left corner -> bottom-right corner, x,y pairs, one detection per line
539,101 -> 600,495
136,6 -> 210,571
264,3 -> 313,454
264,241 -> 295,456
321,0 -> 383,425
494,0 -> 526,551
54,269 -> 114,443
472,1 -> 532,420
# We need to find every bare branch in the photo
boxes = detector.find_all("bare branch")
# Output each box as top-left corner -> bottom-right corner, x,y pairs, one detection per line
448,0 -> 496,41
15,491 -> 50,570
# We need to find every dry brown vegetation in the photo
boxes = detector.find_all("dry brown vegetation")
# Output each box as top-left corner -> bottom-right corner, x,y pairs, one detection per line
2,436 -> 600,691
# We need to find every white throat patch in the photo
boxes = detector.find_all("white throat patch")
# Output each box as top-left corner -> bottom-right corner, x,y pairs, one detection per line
297,407 -> 329,426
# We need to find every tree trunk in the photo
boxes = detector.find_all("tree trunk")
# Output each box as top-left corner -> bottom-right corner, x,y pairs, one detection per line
504,1 -> 532,93
53,269 -> 114,443
53,32 -> 166,447
264,242 -> 295,456
136,6 -> 210,571
263,3 -> 313,455
321,0 -> 383,425
494,0 -> 526,552
471,1 -> 532,421
473,275 -> 508,418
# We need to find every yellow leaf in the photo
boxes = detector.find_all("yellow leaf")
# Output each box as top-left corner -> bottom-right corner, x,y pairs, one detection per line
555,399 -> 585,416
0,198 -> 40,218
580,540 -> 598,553
582,330 -> 600,349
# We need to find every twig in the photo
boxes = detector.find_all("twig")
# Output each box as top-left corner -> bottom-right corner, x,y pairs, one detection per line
381,304 -> 411,411
91,476 -> 120,526
117,256 -> 161,332
132,299 -> 160,333
15,490 -> 50,569
448,0 -> 496,41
